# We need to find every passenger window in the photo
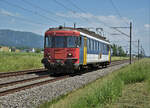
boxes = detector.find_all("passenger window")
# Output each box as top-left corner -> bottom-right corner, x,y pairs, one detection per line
104,44 -> 107,54
95,41 -> 96,51
80,36 -> 82,46
95,41 -> 97,51
99,42 -> 101,51
89,39 -> 91,50
102,44 -> 104,54
96,41 -> 97,51
98,42 -> 100,51
93,40 -> 94,51
87,39 -> 89,49
45,36 -> 52,48
91,40 -> 93,50
97,42 -> 98,51
107,45 -> 109,54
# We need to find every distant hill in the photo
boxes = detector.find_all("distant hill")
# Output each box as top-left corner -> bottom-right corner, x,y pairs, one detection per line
0,29 -> 44,48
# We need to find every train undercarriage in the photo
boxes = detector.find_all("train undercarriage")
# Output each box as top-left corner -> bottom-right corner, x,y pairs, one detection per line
41,57 -> 110,74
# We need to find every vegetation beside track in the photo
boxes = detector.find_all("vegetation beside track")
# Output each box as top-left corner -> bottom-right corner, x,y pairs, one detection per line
39,58 -> 150,108
107,81 -> 150,108
111,56 -> 129,61
0,52 -> 43,72
0,52 -> 128,72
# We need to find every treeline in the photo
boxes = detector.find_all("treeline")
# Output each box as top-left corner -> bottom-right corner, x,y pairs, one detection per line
111,44 -> 127,56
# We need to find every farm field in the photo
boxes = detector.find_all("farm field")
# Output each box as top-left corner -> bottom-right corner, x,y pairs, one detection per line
0,52 -> 43,72
39,58 -> 150,108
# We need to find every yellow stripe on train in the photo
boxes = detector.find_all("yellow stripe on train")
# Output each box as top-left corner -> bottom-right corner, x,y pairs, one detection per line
108,49 -> 111,62
83,37 -> 87,65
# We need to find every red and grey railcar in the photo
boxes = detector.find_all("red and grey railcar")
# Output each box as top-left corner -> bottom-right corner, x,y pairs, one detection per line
41,27 -> 111,74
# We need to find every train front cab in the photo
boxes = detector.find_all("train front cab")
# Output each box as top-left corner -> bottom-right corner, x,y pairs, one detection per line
41,31 -> 81,73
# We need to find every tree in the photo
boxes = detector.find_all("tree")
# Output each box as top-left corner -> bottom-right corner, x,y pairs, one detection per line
118,46 -> 126,57
35,48 -> 41,53
111,44 -> 126,56
111,44 -> 117,56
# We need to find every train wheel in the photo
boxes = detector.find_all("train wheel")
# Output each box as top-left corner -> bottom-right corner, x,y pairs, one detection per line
102,63 -> 106,68
75,66 -> 81,72
68,69 -> 74,74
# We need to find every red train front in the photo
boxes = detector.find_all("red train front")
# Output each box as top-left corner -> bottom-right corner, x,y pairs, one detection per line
41,27 -> 80,73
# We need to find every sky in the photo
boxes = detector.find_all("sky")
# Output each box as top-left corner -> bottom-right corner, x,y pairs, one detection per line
0,0 -> 149,56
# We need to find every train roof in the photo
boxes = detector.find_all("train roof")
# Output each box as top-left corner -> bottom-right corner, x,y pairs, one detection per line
46,27 -> 110,43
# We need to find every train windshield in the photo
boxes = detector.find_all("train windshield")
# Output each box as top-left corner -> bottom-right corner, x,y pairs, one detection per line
67,36 -> 77,48
55,36 -> 65,48
45,36 -> 79,48
45,36 -> 52,48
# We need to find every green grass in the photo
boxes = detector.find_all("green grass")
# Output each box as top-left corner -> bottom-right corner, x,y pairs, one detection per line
111,56 -> 129,61
106,82 -> 150,108
39,58 -> 150,108
0,52 -> 43,72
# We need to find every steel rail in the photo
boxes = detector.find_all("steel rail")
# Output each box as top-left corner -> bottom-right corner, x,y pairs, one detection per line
0,68 -> 47,78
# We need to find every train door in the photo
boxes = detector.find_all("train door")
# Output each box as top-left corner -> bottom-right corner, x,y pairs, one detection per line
83,37 -> 87,65
108,45 -> 111,63
79,36 -> 83,64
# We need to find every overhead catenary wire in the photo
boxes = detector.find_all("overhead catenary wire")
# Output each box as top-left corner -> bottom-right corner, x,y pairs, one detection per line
63,0 -> 119,37
67,0 -> 130,45
109,0 -> 129,25
66,0 -> 114,30
52,0 -> 92,23
0,12 -> 50,27
53,0 -> 76,13
67,0 -> 129,47
22,0 -> 56,16
52,0 -> 130,45
111,28 -> 130,38
0,0 -> 60,24
21,0 -> 70,22
67,0 -> 87,13
65,0 -> 130,41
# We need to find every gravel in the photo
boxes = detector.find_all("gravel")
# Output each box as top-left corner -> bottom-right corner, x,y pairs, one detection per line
0,63 -> 128,108
0,77 -> 54,93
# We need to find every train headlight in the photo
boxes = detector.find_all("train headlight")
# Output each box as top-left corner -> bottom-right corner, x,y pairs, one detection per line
46,53 -> 51,59
68,53 -> 72,57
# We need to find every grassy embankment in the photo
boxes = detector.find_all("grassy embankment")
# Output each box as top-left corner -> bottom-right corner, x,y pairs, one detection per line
39,58 -> 150,108
0,52 -> 43,72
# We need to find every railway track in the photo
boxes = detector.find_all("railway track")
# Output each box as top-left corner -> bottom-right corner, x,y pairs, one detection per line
0,68 -> 47,78
0,59 -> 133,96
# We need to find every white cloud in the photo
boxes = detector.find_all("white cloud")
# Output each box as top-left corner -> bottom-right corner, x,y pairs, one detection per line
11,19 -> 15,23
0,8 -> 19,17
56,12 -> 130,27
144,24 -> 150,29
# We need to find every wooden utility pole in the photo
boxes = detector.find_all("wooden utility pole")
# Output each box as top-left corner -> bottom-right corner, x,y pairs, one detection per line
129,22 -> 132,64
74,23 -> 76,29
138,40 -> 140,60
64,23 -> 65,27
111,22 -> 132,64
